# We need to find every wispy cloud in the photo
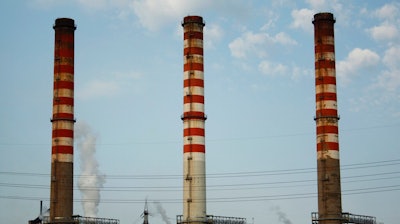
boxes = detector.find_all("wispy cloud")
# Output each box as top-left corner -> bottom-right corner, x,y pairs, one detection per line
290,8 -> 315,33
229,31 -> 296,59
76,71 -> 142,100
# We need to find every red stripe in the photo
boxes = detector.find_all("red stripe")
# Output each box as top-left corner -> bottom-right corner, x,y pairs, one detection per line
184,32 -> 203,40
56,49 -> 74,57
183,16 -> 203,24
184,78 -> 204,87
54,65 -> 74,73
314,28 -> 334,37
184,47 -> 203,55
53,97 -> 74,106
52,145 -> 73,154
53,129 -> 74,138
316,125 -> 338,135
54,81 -> 74,90
52,113 -> 74,120
316,109 -> 337,117
184,95 -> 204,104
316,92 -> 337,101
182,111 -> 206,119
317,142 -> 339,151
316,76 -> 336,85
315,44 -> 334,53
184,144 -> 205,153
184,128 -> 205,137
55,34 -> 74,42
184,63 -> 203,71
315,60 -> 335,69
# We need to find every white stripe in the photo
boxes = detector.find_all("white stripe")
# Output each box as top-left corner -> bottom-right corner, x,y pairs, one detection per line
184,86 -> 204,96
184,54 -> 203,64
315,68 -> 335,77
315,52 -> 335,61
52,154 -> 73,162
52,121 -> 74,130
184,70 -> 203,80
184,136 -> 205,145
317,150 -> 339,160
53,105 -> 74,114
184,26 -> 203,33
184,103 -> 204,113
320,36 -> 334,45
52,137 -> 73,146
316,119 -> 338,127
184,120 -> 205,129
316,84 -> 337,94
184,39 -> 203,48
316,100 -> 337,110
183,152 -> 205,161
55,88 -> 74,98
317,133 -> 339,143
55,73 -> 74,82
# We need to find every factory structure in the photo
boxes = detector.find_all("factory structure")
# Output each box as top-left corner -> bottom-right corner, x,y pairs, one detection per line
32,18 -> 119,224
311,13 -> 376,224
29,13 -> 379,224
177,15 -> 246,224
49,17 -> 76,223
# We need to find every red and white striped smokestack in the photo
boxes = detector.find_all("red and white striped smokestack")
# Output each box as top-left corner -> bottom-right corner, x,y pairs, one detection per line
181,15 -> 207,224
313,13 -> 342,224
50,18 -> 76,222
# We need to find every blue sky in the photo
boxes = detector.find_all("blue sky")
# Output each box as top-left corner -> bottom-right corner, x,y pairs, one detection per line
1,0 -> 399,224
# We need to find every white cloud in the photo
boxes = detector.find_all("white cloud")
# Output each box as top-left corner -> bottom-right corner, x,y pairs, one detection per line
367,3 -> 400,43
229,31 -> 296,59
77,71 -> 142,100
290,8 -> 315,33
374,2 -> 399,21
292,66 -> 312,81
368,23 -> 399,41
306,0 -> 326,11
383,45 -> 400,69
229,32 -> 268,59
274,32 -> 297,45
130,0 -> 211,31
258,60 -> 288,76
204,23 -> 224,49
377,46 -> 400,91
77,80 -> 120,100
337,48 -> 380,84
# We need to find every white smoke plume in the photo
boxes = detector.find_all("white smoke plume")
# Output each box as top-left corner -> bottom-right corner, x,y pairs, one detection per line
75,121 -> 105,217
271,206 -> 293,224
153,201 -> 171,224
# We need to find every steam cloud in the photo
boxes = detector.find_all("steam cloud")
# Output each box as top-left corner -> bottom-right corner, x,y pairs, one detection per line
271,206 -> 293,224
154,201 -> 171,224
75,121 -> 105,217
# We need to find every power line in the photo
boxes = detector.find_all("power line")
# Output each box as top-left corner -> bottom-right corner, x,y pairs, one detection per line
1,171 -> 399,192
1,184 -> 399,204
1,124 -> 398,147
1,159 -> 399,180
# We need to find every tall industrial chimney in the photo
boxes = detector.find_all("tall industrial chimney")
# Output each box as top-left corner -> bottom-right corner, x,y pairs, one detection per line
181,15 -> 207,224
50,18 -> 76,223
312,13 -> 342,224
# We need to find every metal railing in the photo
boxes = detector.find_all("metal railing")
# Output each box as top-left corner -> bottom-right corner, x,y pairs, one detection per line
311,212 -> 376,224
177,215 -> 246,224
42,216 -> 120,224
